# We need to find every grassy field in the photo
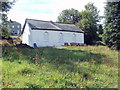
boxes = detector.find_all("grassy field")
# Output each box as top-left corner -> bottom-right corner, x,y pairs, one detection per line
1,45 -> 118,88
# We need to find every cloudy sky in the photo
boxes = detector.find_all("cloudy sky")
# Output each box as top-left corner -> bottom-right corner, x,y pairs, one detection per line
7,0 -> 106,26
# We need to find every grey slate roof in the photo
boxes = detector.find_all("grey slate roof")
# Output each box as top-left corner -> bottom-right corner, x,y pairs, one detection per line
27,19 -> 57,30
22,19 -> 83,33
54,22 -> 82,32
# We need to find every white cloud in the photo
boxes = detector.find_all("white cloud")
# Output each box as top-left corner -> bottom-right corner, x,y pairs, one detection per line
7,9 -> 57,26
7,0 -> 106,26
53,0 -> 106,15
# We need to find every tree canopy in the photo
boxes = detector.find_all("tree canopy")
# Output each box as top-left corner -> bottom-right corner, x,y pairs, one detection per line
1,13 -> 8,25
1,2 -> 14,12
57,3 -> 100,45
0,1 -> 15,26
76,3 -> 100,45
0,1 -> 15,39
103,2 -> 120,50
85,2 -> 100,23
57,8 -> 81,24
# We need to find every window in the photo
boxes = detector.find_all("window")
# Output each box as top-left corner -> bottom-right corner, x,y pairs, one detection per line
59,33 -> 63,42
72,33 -> 76,42
18,25 -> 20,28
12,25 -> 14,28
44,32 -> 49,42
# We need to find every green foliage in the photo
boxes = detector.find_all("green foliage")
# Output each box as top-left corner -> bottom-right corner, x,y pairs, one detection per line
97,25 -> 104,41
57,8 -> 80,24
85,2 -> 100,23
1,14 -> 9,26
1,2 -> 14,12
103,2 -> 120,50
1,1 -> 15,26
25,83 -> 41,88
1,46 -> 118,88
98,25 -> 103,35
0,26 -> 11,39
57,3 -> 100,45
17,67 -> 34,75
76,3 -> 100,45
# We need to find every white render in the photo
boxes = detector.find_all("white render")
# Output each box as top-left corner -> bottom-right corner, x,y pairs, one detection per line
22,21 -> 84,47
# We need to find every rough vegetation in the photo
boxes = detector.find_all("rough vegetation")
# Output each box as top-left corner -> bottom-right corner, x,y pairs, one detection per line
1,45 -> 118,88
0,26 -> 11,39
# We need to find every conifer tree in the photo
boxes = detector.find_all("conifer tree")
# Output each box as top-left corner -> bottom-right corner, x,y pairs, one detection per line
103,2 -> 120,50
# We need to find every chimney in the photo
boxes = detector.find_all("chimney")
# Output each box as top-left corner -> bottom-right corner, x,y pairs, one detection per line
50,21 -> 55,25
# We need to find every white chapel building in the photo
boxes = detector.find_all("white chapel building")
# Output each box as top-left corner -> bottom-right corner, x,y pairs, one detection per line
21,19 -> 84,47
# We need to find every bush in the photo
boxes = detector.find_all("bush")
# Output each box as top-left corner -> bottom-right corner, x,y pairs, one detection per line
17,68 -> 34,75
0,26 -> 11,39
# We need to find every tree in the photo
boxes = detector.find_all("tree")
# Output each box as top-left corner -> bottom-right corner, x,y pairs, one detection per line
0,1 -> 15,39
1,2 -> 14,12
0,1 -> 15,40
76,3 -> 100,45
98,25 -> 103,35
0,1 -> 15,26
0,26 -> 11,39
103,2 -> 120,50
85,2 -> 100,23
1,13 -> 8,25
96,24 -> 104,41
57,8 -> 81,24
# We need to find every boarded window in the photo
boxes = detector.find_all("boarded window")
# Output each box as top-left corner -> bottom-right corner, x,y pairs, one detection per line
59,33 -> 63,42
44,32 -> 49,42
72,33 -> 76,42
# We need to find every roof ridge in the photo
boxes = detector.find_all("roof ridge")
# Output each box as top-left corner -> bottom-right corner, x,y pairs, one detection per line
8,21 -> 21,24
55,22 -> 74,25
26,18 -> 51,23
26,18 -> 74,25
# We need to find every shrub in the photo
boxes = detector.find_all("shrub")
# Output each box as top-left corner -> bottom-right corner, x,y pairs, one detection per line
0,26 -> 11,39
17,67 -> 34,75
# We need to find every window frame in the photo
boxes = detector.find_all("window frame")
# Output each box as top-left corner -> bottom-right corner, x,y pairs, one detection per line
72,33 -> 76,42
44,32 -> 49,42
59,33 -> 63,43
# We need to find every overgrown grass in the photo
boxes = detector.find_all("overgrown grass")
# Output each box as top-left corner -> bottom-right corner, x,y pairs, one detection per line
1,45 -> 118,88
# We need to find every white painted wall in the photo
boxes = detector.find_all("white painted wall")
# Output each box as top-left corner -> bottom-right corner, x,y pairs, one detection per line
22,24 -> 31,45
22,24 -> 84,47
